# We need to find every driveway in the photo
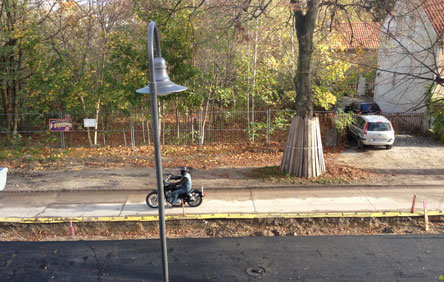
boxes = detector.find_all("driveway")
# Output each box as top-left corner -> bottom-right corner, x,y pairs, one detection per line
337,134 -> 444,185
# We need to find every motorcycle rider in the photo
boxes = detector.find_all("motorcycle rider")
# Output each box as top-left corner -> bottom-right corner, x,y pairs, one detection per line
169,166 -> 192,205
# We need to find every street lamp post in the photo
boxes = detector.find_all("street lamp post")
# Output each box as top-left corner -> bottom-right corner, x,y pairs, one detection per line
136,21 -> 187,282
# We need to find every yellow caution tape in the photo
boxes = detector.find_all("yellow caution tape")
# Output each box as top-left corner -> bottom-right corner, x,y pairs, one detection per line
0,210 -> 442,224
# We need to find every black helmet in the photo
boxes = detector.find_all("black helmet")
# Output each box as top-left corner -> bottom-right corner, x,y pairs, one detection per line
179,166 -> 192,175
179,166 -> 187,175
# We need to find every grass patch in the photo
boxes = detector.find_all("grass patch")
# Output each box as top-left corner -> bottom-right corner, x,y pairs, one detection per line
0,147 -> 70,164
250,166 -> 304,184
0,148 -> 39,160
251,166 -> 352,185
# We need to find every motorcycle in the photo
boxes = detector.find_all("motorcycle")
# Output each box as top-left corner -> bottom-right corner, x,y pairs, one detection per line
146,174 -> 205,208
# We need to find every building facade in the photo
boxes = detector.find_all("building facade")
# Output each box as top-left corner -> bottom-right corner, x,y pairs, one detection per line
374,0 -> 444,113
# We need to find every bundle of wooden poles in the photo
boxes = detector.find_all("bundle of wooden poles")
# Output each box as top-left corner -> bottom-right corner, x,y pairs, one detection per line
280,116 -> 326,178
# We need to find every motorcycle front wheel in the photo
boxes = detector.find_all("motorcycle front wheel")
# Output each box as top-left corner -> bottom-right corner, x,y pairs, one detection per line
146,191 -> 159,208
187,192 -> 203,207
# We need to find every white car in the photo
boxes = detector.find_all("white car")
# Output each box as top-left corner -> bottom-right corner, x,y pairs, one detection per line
348,115 -> 395,150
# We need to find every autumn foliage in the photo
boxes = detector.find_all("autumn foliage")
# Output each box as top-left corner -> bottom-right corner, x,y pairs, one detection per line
0,143 -> 372,183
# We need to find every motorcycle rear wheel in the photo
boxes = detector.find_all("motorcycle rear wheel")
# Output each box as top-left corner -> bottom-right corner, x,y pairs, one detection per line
187,192 -> 203,207
146,191 -> 159,208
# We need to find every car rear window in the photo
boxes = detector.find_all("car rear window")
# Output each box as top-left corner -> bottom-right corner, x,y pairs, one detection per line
371,104 -> 380,110
367,122 -> 391,131
361,104 -> 372,111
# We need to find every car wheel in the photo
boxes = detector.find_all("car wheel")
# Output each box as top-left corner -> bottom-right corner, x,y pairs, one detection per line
347,130 -> 352,140
386,145 -> 392,150
357,139 -> 364,150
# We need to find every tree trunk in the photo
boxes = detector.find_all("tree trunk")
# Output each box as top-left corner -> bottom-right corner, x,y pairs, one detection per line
191,110 -> 195,143
80,96 -> 93,146
251,18 -> 259,143
12,49 -> 22,135
94,99 -> 100,146
161,101 -> 165,145
176,105 -> 180,139
281,0 -> 325,177
103,104 -> 110,145
247,23 -> 251,135
12,88 -> 18,135
199,94 -> 211,146
293,0 -> 319,118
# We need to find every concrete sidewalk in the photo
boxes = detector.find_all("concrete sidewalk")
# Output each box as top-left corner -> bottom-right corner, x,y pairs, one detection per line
1,186 -> 443,222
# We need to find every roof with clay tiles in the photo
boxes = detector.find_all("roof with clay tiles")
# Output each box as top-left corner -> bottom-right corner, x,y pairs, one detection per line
422,0 -> 444,36
337,22 -> 381,50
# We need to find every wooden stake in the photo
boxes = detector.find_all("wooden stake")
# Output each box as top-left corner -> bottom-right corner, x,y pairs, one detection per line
303,118 -> 309,177
424,201 -> 429,231
288,117 -> 298,173
310,120 -> 318,177
123,128 -> 127,147
314,118 -> 321,175
281,117 -> 292,170
297,118 -> 304,176
316,118 -> 326,172
411,194 -> 416,213
307,119 -> 313,178
182,199 -> 186,216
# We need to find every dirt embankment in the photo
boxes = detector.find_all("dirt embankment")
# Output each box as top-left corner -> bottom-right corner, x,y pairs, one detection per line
7,134 -> 444,192
1,216 -> 444,242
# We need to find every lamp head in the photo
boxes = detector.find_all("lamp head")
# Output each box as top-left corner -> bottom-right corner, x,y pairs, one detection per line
136,57 -> 187,96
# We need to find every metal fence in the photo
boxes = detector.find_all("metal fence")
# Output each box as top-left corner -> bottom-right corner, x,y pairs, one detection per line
0,110 -> 425,148
382,112 -> 425,133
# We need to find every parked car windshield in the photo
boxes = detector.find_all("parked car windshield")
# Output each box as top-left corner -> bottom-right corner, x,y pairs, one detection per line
367,122 -> 391,131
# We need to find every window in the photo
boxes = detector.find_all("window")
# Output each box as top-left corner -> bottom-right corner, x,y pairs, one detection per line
407,15 -> 416,37
395,15 -> 404,36
368,122 -> 391,131
357,118 -> 367,129
361,104 -> 372,112
352,117 -> 359,126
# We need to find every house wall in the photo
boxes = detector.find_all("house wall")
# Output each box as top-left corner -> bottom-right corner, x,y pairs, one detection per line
374,0 -> 438,113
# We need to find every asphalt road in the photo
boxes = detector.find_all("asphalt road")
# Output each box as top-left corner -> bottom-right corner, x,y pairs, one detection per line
1,235 -> 443,281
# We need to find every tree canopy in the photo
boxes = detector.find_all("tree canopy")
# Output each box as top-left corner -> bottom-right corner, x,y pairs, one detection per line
0,1 -> 374,129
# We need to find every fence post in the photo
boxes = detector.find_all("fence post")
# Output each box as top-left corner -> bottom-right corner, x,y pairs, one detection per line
59,113 -> 65,149
142,115 -> 146,144
130,117 -> 136,149
199,110 -> 203,146
146,120 -> 151,146
162,106 -> 165,146
191,112 -> 194,144
61,131 -> 65,149
123,127 -> 127,147
266,109 -> 270,145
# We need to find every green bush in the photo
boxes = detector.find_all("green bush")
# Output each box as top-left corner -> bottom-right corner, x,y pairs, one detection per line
432,103 -> 444,143
335,110 -> 355,136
